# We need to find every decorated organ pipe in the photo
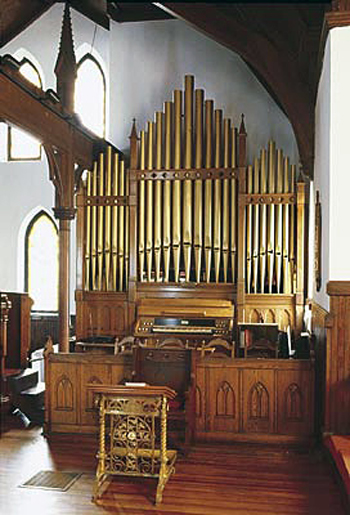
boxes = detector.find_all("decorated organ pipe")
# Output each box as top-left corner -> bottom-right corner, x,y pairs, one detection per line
194,89 -> 204,283
112,152 -> 119,290
204,99 -> 214,282
82,145 -> 128,292
244,141 -> 298,294
163,102 -> 172,282
130,75 -> 243,285
231,127 -> 237,283
252,157 -> 260,293
222,118 -> 230,283
183,75 -> 194,282
246,165 -> 253,293
267,141 -> 276,293
173,90 -> 182,282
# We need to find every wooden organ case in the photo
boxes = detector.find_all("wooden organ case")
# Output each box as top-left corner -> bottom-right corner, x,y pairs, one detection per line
59,75 -> 314,444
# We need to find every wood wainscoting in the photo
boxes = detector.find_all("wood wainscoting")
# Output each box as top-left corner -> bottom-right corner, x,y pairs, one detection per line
196,356 -> 314,444
311,299 -> 329,439
45,350 -> 314,444
44,352 -> 133,435
325,281 -> 350,435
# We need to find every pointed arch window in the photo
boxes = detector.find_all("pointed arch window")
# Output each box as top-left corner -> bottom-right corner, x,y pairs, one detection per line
74,54 -> 106,138
8,58 -> 42,161
25,211 -> 59,312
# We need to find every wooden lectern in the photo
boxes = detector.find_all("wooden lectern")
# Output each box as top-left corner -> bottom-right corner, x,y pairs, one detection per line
89,384 -> 177,505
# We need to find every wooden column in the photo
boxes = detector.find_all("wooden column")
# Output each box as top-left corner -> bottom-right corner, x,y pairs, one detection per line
53,207 -> 76,353
324,281 -> 350,435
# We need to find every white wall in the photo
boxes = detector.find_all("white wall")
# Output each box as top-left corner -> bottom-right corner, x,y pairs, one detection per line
329,27 -> 350,281
0,6 -> 300,313
109,19 -> 299,164
314,26 -> 350,310
314,37 -> 330,310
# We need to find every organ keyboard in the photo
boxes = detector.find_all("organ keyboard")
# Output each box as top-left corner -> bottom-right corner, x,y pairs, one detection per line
134,298 -> 234,347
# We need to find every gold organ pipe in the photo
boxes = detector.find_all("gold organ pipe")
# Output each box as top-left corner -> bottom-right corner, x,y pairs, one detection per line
183,76 -> 194,281
163,102 -> 172,282
267,141 -> 276,293
246,165 -> 253,293
118,159 -> 125,291
252,157 -> 260,292
283,156 -> 290,294
275,149 -> 283,293
154,112 -> 163,281
97,152 -> 104,291
222,118 -> 230,282
204,99 -> 213,282
230,127 -> 237,282
290,164 -> 296,292
85,169 -> 92,290
138,131 -> 146,281
112,153 -> 119,290
194,89 -> 204,283
173,90 -> 182,282
259,148 -> 267,292
125,165 -> 129,291
91,162 -> 98,290
146,121 -> 154,281
214,109 -> 223,282
104,146 -> 112,291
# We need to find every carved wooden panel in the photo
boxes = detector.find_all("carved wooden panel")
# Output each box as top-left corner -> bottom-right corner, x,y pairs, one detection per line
325,282 -> 350,434
50,362 -> 77,425
195,366 -> 206,432
277,369 -> 313,435
80,364 -> 111,426
242,369 -> 274,433
75,290 -> 128,339
207,367 -> 239,433
244,294 -> 295,332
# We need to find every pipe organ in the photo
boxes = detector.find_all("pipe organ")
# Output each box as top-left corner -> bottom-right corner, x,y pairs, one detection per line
49,75 -> 314,445
76,74 -> 307,343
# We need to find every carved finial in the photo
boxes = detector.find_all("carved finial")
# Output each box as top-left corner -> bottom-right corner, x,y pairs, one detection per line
129,118 -> 138,140
239,114 -> 247,135
54,2 -> 77,113
44,335 -> 54,356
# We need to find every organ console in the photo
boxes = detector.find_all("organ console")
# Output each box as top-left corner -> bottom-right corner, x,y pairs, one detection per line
134,298 -> 234,348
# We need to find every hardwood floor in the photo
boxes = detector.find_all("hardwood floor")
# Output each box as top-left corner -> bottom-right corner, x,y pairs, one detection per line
0,415 -> 346,515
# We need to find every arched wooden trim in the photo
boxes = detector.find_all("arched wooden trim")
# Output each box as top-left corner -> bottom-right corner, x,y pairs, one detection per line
43,144 -> 64,206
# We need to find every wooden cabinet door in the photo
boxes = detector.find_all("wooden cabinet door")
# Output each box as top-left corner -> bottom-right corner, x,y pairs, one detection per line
207,366 -> 240,433
277,369 -> 314,436
242,369 -> 274,434
80,364 -> 111,426
50,363 -> 78,425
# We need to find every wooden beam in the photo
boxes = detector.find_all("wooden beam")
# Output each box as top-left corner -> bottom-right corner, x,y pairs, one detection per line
0,65 -> 95,169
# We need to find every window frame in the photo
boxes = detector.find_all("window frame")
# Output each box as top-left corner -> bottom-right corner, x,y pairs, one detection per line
8,57 -> 43,162
24,210 -> 59,313
75,53 -> 106,138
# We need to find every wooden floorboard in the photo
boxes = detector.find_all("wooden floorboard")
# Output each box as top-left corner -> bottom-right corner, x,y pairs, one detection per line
0,416 -> 346,515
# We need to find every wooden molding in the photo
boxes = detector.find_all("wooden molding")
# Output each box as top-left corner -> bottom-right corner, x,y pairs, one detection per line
310,299 -> 329,329
327,281 -> 350,296
325,10 -> 350,31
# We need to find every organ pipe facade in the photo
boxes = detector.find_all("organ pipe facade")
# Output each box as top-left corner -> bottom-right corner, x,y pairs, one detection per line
76,75 -> 306,339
